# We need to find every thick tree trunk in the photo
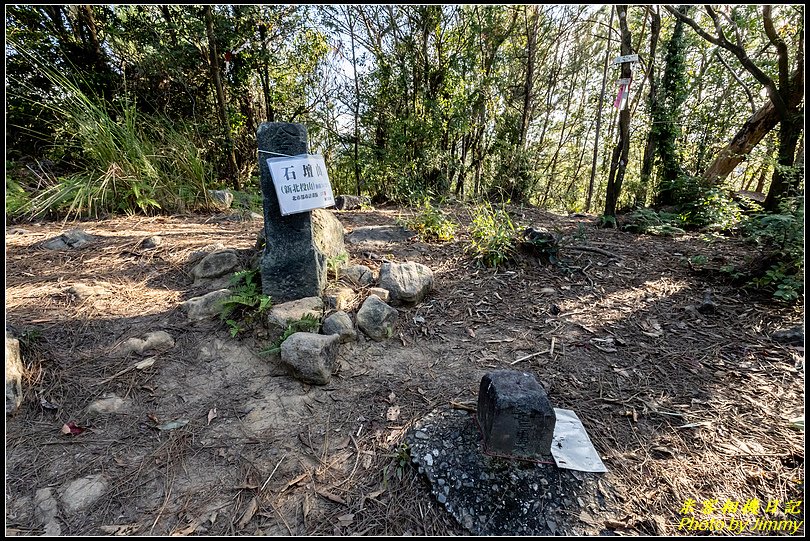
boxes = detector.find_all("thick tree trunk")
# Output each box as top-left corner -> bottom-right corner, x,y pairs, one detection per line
701,100 -> 781,185
204,6 -> 240,191
764,115 -> 804,211
603,5 -> 632,219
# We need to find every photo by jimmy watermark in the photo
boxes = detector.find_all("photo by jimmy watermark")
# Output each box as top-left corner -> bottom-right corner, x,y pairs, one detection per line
678,498 -> 803,534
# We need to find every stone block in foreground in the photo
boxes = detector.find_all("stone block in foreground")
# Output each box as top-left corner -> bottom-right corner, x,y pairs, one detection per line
477,370 -> 556,458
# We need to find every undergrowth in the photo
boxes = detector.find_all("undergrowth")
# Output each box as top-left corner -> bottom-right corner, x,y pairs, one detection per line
401,199 -> 458,242
467,202 -> 517,267
260,314 -> 321,355
220,269 -> 272,337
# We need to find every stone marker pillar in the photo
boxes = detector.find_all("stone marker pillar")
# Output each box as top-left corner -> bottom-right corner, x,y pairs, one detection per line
258,122 -> 327,302
477,370 -> 556,458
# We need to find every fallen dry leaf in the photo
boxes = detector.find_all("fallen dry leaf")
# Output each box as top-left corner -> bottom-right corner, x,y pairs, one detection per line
237,496 -> 259,529
386,406 -> 400,422
337,513 -> 355,526
207,408 -> 217,425
316,488 -> 346,505
134,357 -> 156,370
99,524 -> 141,535
61,421 -> 87,435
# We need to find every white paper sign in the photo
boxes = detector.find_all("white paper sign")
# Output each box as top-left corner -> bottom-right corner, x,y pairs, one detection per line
617,77 -> 632,85
550,408 -> 608,473
266,154 -> 335,216
612,53 -> 639,65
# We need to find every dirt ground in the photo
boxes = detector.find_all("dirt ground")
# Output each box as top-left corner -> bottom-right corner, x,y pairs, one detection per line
4,204 -> 805,536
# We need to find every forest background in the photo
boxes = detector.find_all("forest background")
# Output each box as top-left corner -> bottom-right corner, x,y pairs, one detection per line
5,5 -> 804,301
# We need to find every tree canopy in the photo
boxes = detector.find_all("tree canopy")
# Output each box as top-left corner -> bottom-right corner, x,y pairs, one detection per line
5,5 -> 804,219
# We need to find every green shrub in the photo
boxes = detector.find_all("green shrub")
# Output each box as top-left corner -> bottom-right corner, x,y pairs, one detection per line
467,202 -> 517,267
622,208 -> 686,236
743,197 -> 803,303
5,176 -> 31,218
402,199 -> 458,242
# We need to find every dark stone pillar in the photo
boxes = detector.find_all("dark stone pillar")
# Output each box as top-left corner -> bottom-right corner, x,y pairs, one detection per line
258,122 -> 326,302
477,370 -> 556,458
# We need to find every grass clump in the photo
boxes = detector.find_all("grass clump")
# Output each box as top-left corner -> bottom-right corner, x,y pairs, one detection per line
260,314 -> 321,355
467,202 -> 517,268
8,42 -> 214,219
401,199 -> 458,242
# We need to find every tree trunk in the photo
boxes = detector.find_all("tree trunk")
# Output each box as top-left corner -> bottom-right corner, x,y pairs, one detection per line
635,7 -> 660,208
764,115 -> 804,211
603,5 -> 632,220
586,6 -> 614,212
701,100 -> 781,185
204,6 -> 240,191
348,9 -> 361,196
518,5 -> 539,149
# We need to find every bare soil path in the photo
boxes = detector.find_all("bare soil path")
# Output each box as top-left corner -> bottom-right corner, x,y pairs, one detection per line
5,205 -> 804,536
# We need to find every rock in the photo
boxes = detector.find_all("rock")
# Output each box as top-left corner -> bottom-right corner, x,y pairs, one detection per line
697,288 -> 716,314
192,250 -> 239,280
477,370 -> 556,458
772,326 -> 804,345
183,289 -> 232,321
280,332 -> 340,385
267,296 -> 324,337
207,189 -> 234,210
258,122 -> 327,302
356,295 -> 398,341
34,488 -> 61,535
141,236 -> 162,249
60,474 -> 108,514
42,228 -> 93,250
346,225 -> 414,246
87,394 -> 129,415
334,195 -> 364,210
367,287 -> 390,302
311,208 -> 346,261
322,311 -> 357,343
114,330 -> 175,356
67,283 -> 112,300
6,331 -> 24,414
324,286 -> 356,310
378,261 -> 434,305
341,264 -> 375,287
188,243 -> 227,264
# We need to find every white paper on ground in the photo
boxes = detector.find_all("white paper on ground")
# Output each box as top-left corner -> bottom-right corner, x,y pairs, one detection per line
550,408 -> 608,473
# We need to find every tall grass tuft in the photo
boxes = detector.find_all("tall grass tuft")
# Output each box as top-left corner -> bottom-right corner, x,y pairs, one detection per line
8,41 -> 213,219
467,202 -> 518,267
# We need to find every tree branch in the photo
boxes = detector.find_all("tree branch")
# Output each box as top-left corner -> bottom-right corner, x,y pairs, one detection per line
762,6 -> 790,92
663,4 -> 787,118
714,50 -> 757,115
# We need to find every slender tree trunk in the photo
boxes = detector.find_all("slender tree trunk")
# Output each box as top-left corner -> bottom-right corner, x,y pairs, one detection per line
603,5 -> 632,220
160,6 -> 178,46
540,65 -> 578,206
586,6 -> 614,212
348,9 -> 361,196
204,6 -> 240,191
518,5 -> 539,149
635,7 -> 660,208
